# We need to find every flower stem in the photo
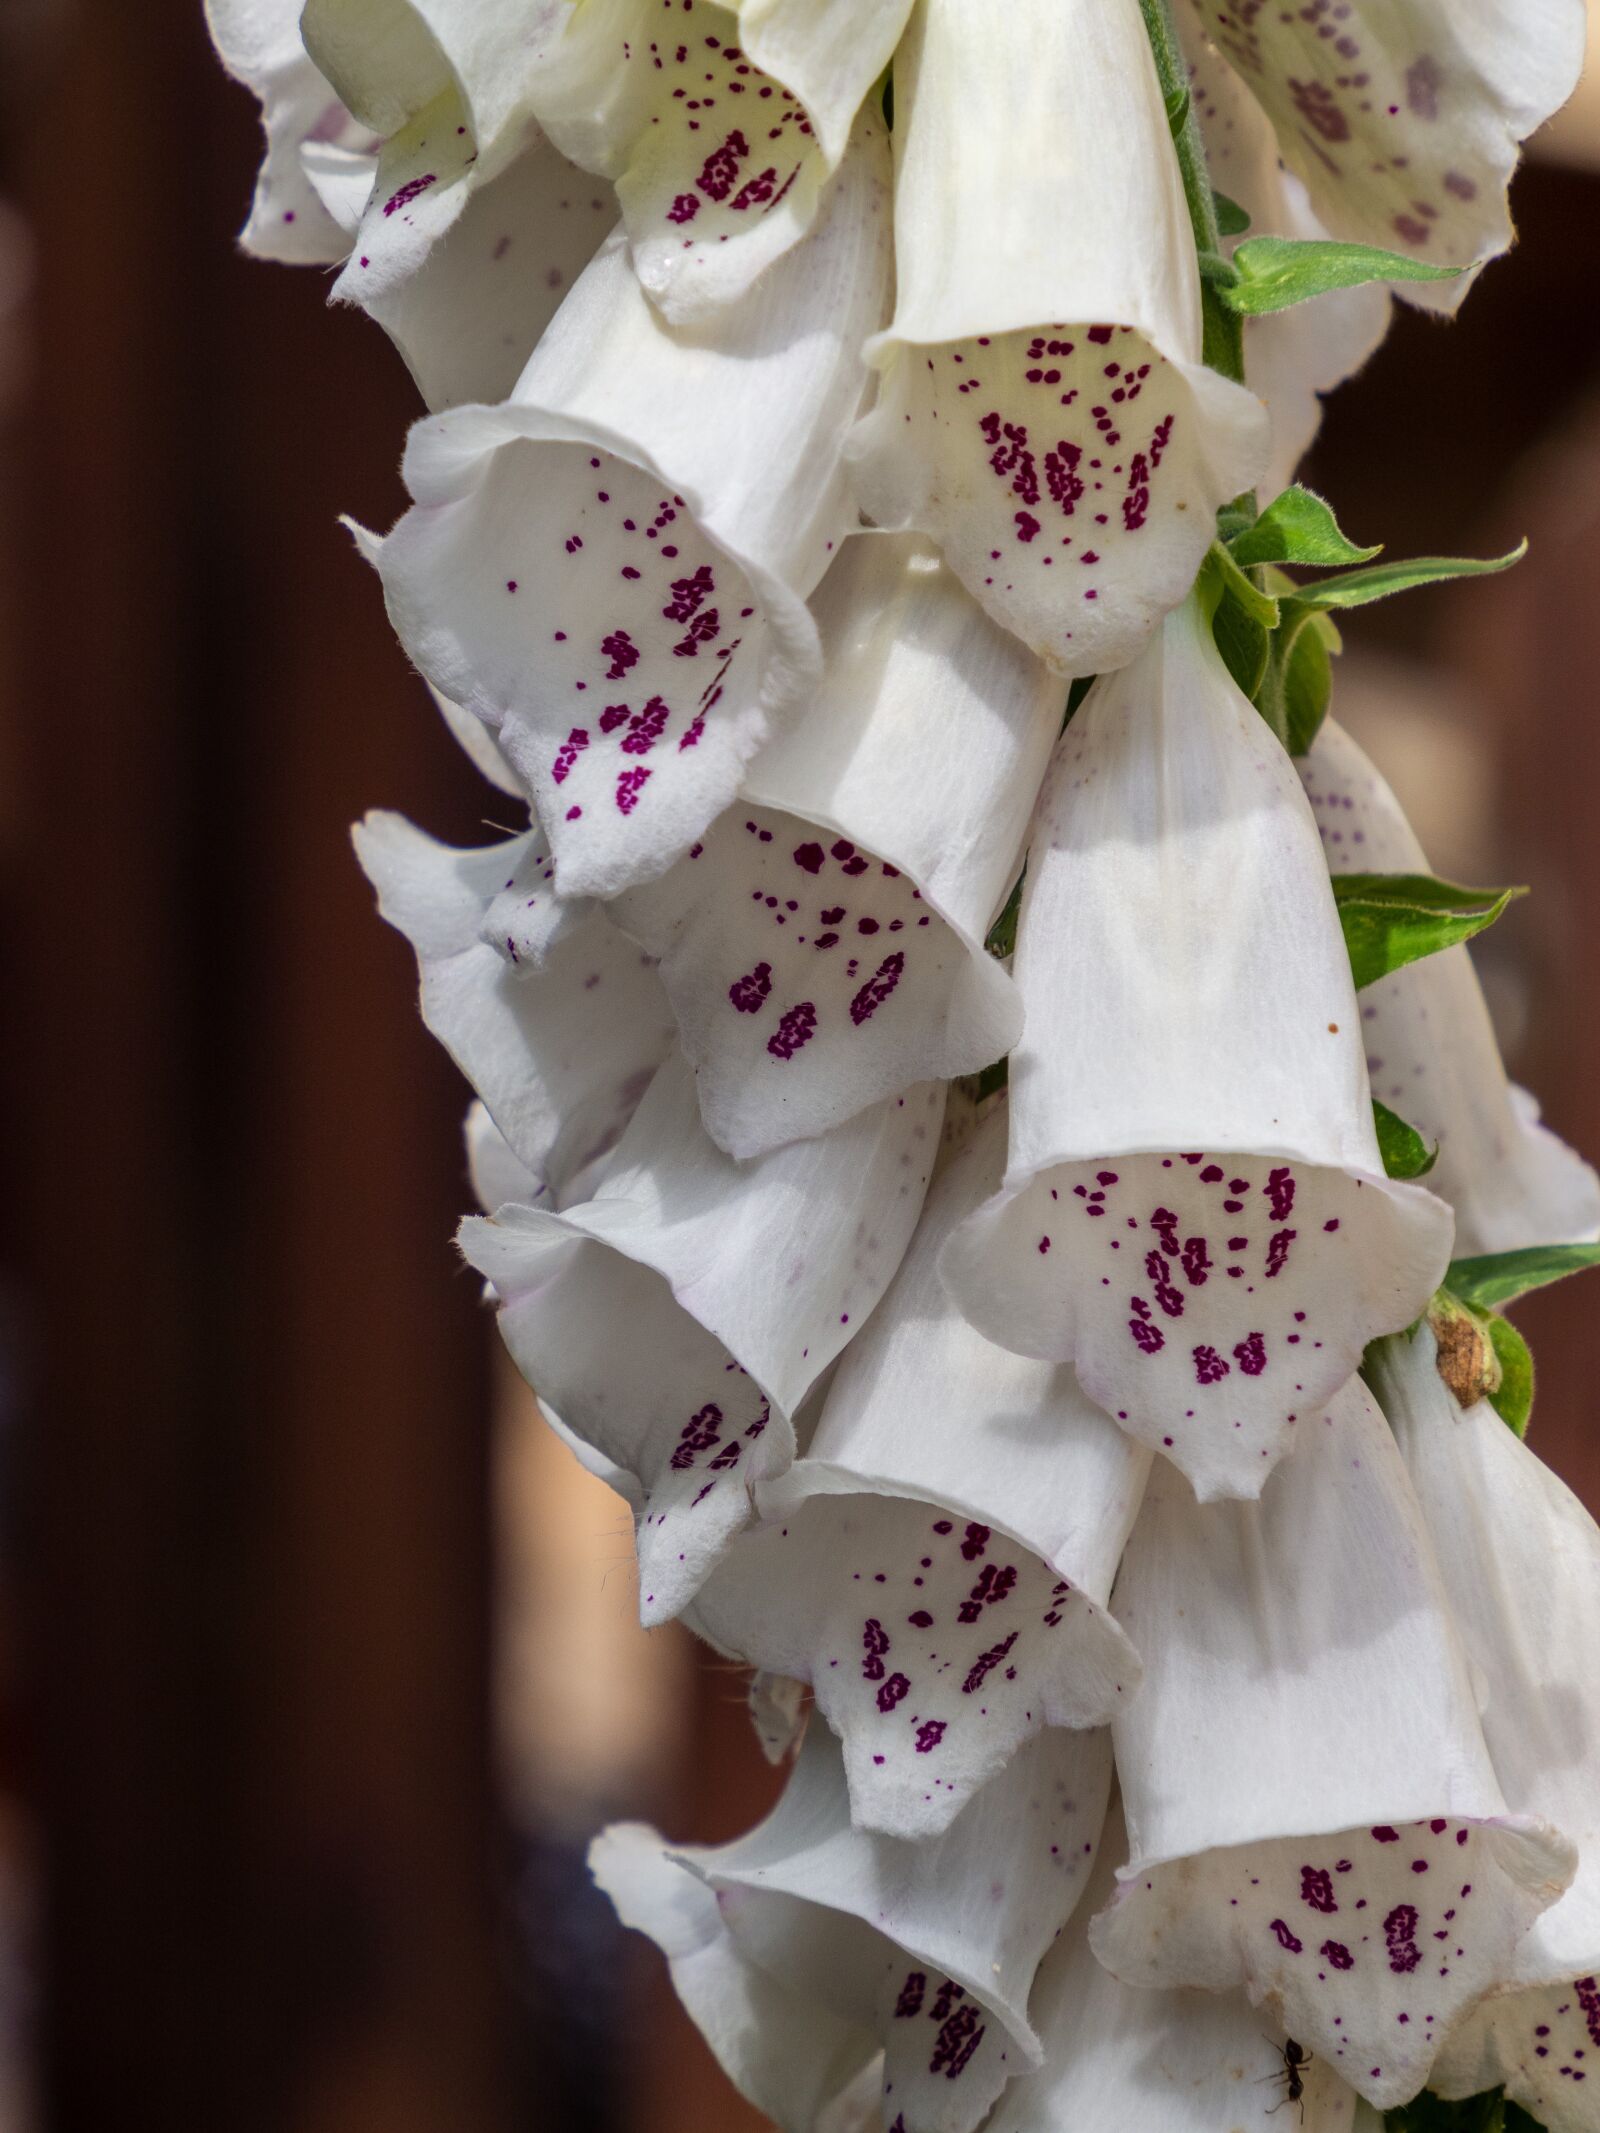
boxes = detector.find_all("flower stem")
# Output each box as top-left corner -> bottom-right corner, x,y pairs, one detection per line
1135,0 -> 1248,386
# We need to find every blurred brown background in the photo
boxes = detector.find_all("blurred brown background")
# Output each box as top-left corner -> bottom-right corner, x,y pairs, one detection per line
0,3 -> 1597,2129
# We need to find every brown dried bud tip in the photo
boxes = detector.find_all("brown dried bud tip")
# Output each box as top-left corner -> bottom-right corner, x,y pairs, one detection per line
1427,1290 -> 1504,1409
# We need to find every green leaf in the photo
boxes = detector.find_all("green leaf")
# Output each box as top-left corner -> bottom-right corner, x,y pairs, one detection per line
1164,81 -> 1191,135
1230,485 -> 1381,570
1331,872 -> 1526,991
1213,587 -> 1273,703
1220,234 -> 1463,315
1279,608 -> 1337,756
1289,542 -> 1527,611
1212,189 -> 1251,238
1373,1099 -> 1438,1180
1487,1315 -> 1535,1438
1447,1243 -> 1600,1313
1205,540 -> 1279,628
986,875 -> 1023,959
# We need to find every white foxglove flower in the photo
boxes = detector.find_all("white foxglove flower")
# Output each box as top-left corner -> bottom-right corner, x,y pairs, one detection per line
591,1720 -> 1112,2133
689,1105 -> 1146,1839
528,0 -> 914,323
611,535 -> 1057,1157
943,599 -> 1452,1501
353,812 -> 675,1206
303,128 -> 613,411
464,1097 -> 542,1215
847,0 -> 1268,678
1090,1375 -> 1576,2112
299,0 -> 572,306
1301,718 -> 1600,1254
1373,1326 -> 1600,2132
460,1057 -> 942,1622
373,120 -> 891,900
1188,0 -> 1586,307
206,0 -> 374,261
1181,18 -> 1391,494
990,1794 -> 1362,2132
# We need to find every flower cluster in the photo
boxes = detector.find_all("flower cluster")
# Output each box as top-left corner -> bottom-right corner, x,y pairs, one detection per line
210,0 -> 1599,2126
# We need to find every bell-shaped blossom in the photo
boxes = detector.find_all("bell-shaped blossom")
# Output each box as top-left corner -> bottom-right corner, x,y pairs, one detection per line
943,599 -> 1453,1501
205,0 -> 376,262
846,0 -> 1268,677
1089,1375 -> 1576,2112
1372,1326 -> 1600,2132
460,1057 -> 943,1623
990,1794 -> 1362,2132
303,126 -> 614,411
1181,17 -> 1391,494
526,0 -> 914,324
373,122 -> 891,900
591,1719 -> 1112,2133
353,811 -> 675,1207
689,1102 -> 1145,1839
611,535 -> 1057,1157
1190,0 -> 1586,309
1301,719 -> 1600,1254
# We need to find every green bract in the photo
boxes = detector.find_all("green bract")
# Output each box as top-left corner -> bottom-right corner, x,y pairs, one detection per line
1373,1099 -> 1438,1182
1214,234 -> 1463,316
1228,486 -> 1380,571
1331,873 -> 1525,992
1447,1243 -> 1600,1313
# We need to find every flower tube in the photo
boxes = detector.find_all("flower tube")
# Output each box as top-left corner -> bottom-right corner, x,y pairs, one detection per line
990,1794 -> 1362,2133
689,1105 -> 1146,1838
943,598 -> 1453,1501
1090,1375 -> 1575,2112
1372,1325 -> 1600,2133
526,0 -> 915,322
847,0 -> 1268,676
354,812 -> 675,1206
373,117 -> 891,899
591,1719 -> 1112,2133
1301,717 -> 1600,1255
460,1056 -> 942,1622
1189,0 -> 1587,306
612,534 -> 1058,1157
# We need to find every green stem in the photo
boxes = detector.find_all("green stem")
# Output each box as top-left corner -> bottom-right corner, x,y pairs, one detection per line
1135,0 -> 1247,386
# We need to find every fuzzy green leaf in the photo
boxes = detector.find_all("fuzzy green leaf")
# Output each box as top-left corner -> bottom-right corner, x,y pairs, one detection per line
1331,873 -> 1525,991
1373,1099 -> 1438,1180
1221,234 -> 1463,315
1487,1315 -> 1535,1439
1214,587 -> 1273,703
1279,609 -> 1337,756
1212,189 -> 1251,238
1447,1243 -> 1600,1313
1289,543 -> 1527,611
1205,540 -> 1279,628
1230,485 -> 1381,570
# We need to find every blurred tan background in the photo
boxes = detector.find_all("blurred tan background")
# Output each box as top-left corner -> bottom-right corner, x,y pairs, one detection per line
1,3 -> 1599,2129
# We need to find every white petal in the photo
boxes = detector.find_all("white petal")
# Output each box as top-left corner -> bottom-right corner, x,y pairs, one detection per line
612,535 -> 1054,1156
689,1106 -> 1145,1838
329,121 -> 614,410
426,681 -> 522,796
590,1819 -> 875,2133
1189,0 -> 1587,310
463,1097 -> 541,1213
1182,19 -> 1391,493
846,0 -> 1267,676
1090,1376 -> 1576,2112
375,126 -> 890,898
300,0 -> 570,165
527,0 -> 910,322
460,1059 -> 943,1620
990,1795 -> 1361,2133
205,0 -> 370,261
942,603 -> 1452,1500
1373,1327 -> 1600,2129
353,811 -> 674,1202
1302,718 -> 1600,1254
683,1722 -> 1112,2133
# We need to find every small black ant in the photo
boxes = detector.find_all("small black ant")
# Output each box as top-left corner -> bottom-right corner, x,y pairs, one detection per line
1259,2035 -> 1312,2119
